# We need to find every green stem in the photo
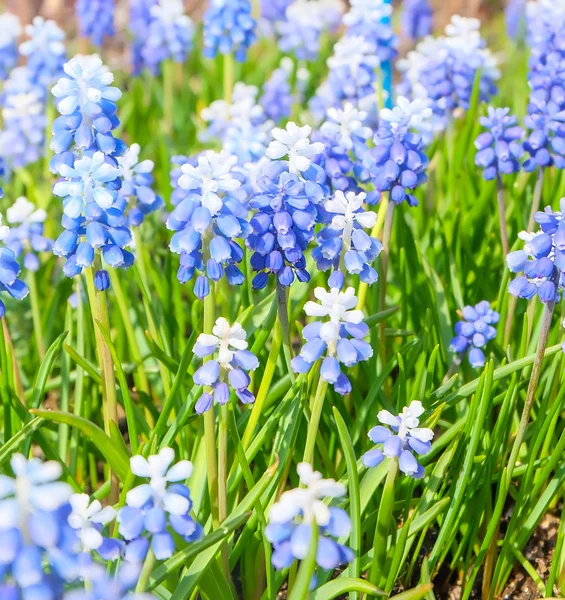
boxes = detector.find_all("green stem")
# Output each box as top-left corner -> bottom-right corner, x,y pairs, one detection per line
370,457 -> 398,588
28,269 -> 46,360
302,374 -> 329,465
241,319 -> 283,449
218,402 -> 230,574
0,318 -> 12,440
163,60 -> 174,135
527,167 -> 544,232
496,174 -> 510,259
224,53 -> 234,107
276,281 -> 295,381
136,548 -> 156,593
379,199 -> 395,369
203,287 -> 220,528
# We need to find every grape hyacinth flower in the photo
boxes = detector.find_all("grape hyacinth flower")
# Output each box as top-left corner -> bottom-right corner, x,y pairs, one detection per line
367,98 -> 430,207
260,59 -> 293,123
20,16 -> 67,87
77,0 -> 115,46
266,122 -> 325,175
342,0 -> 398,63
193,317 -> 259,413
505,0 -> 526,39
276,0 -> 343,61
507,201 -> 565,304
117,448 -> 202,562
0,13 -> 22,80
313,191 -> 382,283
3,197 -> 52,272
266,463 -> 353,573
0,454 -> 77,596
362,401 -> 434,478
0,87 -> 47,171
522,98 -> 565,172
475,107 -> 524,181
129,0 -> 156,75
203,0 -> 257,62
167,150 -> 249,298
51,56 -> 133,290
449,301 -> 500,368
117,143 -> 164,226
67,494 -> 117,555
401,0 -> 433,41
140,0 -> 195,73
291,284 -> 373,395
0,226 -> 29,317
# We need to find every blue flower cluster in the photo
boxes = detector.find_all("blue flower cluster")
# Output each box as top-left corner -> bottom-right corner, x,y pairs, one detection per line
366,98 -> 430,207
20,16 -> 67,87
0,13 -> 21,80
129,0 -> 156,75
291,284 -> 373,395
266,463 -> 353,574
203,0 -> 257,62
0,243 -> 29,318
522,100 -> 565,172
401,0 -> 433,41
116,143 -> 164,226
246,122 -> 326,288
167,150 -> 248,298
398,16 -> 499,133
449,301 -> 500,368
192,317 -> 259,413
77,0 -> 115,46
260,59 -> 293,123
507,202 -> 565,304
0,450 -> 200,597
475,107 -> 524,180
117,448 -> 202,562
343,0 -> 398,63
313,190 -> 381,283
362,401 -> 434,479
2,197 -> 52,273
51,56 -> 133,291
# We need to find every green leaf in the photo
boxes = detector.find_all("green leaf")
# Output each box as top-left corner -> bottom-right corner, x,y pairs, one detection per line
29,332 -> 69,409
0,416 -> 44,466
29,409 -> 130,481
311,579 -> 387,600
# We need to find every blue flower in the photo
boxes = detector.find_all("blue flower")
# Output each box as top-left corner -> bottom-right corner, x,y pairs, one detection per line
0,86 -> 47,171
266,463 -> 353,575
193,317 -> 259,413
0,454 -> 78,596
129,0 -> 156,75
0,13 -> 22,81
505,0 -> 525,39
313,191 -> 381,283
77,0 -> 115,46
117,448 -> 202,562
475,107 -> 524,180
2,197 -> 52,273
362,401 -> 434,478
19,16 -> 67,87
401,0 -> 433,41
507,202 -> 565,304
116,143 -> 164,226
291,284 -> 373,395
0,236 -> 29,318
449,301 -> 500,368
343,0 -> 398,63
522,98 -> 565,172
203,0 -> 257,63
260,59 -> 293,123
367,98 -> 430,207
67,494 -> 118,558
167,151 -> 248,298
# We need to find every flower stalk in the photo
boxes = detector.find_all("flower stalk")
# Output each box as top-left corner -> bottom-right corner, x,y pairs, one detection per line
303,373 -> 329,465
379,198 -> 395,366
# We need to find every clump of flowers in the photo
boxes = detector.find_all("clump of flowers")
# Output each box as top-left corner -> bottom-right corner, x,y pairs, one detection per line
313,190 -> 381,284
117,448 -> 202,562
266,463 -> 353,572
291,283 -> 373,395
366,97 -> 430,207
401,0 -> 433,41
167,150 -> 248,299
203,0 -> 257,62
116,143 -> 164,226
193,317 -> 259,413
0,216 -> 29,317
260,58 -> 293,123
51,55 -> 133,291
76,0 -> 115,46
246,122 -> 326,289
507,202 -> 565,303
2,197 -> 52,272
20,16 -> 67,87
449,301 -> 500,368
475,107 -> 524,180
0,13 -> 22,80
362,401 -> 434,478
